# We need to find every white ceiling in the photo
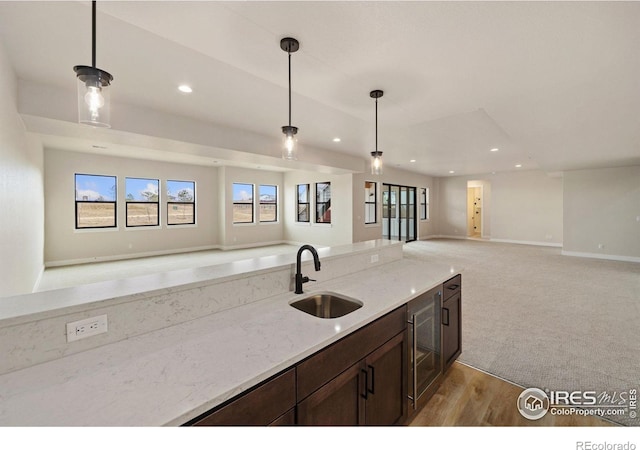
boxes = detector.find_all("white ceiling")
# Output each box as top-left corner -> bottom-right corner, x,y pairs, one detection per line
1,1 -> 639,177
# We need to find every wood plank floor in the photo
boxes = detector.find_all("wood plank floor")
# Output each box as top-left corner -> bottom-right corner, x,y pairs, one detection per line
409,362 -> 615,426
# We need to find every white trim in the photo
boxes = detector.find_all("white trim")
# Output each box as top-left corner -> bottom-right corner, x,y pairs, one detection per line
45,244 -> 221,268
31,264 -> 45,293
364,223 -> 380,228
74,227 -> 119,233
491,238 -> 562,248
124,225 -> 162,231
561,250 -> 640,263
220,240 -> 288,251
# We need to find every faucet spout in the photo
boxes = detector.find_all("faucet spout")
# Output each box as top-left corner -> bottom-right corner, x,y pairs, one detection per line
295,244 -> 321,294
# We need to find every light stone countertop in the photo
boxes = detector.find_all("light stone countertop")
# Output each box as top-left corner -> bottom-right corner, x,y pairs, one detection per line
0,257 -> 460,426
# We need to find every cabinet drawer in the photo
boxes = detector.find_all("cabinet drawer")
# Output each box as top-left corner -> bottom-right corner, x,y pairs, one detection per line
443,274 -> 461,300
297,305 -> 407,401
192,368 -> 296,426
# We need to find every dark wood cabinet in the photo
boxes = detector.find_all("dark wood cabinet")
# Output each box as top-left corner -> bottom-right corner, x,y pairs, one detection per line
297,362 -> 364,425
297,331 -> 406,426
297,306 -> 407,426
363,332 -> 405,425
442,275 -> 462,371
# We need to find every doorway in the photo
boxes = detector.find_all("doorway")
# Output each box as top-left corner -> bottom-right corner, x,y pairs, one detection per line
467,186 -> 482,237
382,183 -> 417,242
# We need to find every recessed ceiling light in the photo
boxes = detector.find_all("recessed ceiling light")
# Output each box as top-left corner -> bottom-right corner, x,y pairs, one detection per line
178,85 -> 192,93
332,137 -> 341,142
449,170 -> 455,174
490,148 -> 499,152
410,159 -> 416,163
515,164 -> 522,168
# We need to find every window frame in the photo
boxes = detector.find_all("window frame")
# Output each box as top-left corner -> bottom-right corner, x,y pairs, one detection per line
420,187 -> 430,221
74,173 -> 117,230
364,181 -> 377,225
259,184 -> 278,223
167,179 -> 196,226
315,182 -> 332,224
125,177 -> 160,228
232,182 -> 255,224
296,184 -> 310,223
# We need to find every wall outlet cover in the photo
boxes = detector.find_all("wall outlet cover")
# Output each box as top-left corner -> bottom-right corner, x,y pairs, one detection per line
66,315 -> 108,343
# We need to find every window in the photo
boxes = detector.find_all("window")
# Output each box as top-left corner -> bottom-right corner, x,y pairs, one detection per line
316,182 -> 331,224
233,183 -> 254,224
75,174 -> 117,229
167,180 -> 195,225
125,178 -> 159,227
365,181 -> 377,224
259,185 -> 277,223
296,184 -> 310,223
420,187 -> 430,220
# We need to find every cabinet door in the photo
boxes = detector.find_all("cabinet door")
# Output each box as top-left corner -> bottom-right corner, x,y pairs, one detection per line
297,362 -> 365,425
364,332 -> 406,425
442,292 -> 461,370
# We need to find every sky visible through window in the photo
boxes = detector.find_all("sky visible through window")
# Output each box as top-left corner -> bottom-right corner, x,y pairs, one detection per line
233,183 -> 253,202
75,174 -> 116,201
126,178 -> 159,202
167,181 -> 195,201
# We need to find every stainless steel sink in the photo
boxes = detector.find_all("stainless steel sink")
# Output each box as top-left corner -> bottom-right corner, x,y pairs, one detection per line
290,292 -> 363,319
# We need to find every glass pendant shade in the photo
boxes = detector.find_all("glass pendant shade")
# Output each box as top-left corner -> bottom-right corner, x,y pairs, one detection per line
371,150 -> 383,175
282,125 -> 298,160
74,66 -> 113,128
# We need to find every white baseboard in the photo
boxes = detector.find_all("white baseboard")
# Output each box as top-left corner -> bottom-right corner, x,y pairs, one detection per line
45,245 -> 222,268
219,240 -> 289,251
490,238 -> 562,248
561,250 -> 640,263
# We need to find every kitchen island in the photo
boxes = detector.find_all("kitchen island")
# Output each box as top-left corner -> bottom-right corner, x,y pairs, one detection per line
0,241 -> 460,426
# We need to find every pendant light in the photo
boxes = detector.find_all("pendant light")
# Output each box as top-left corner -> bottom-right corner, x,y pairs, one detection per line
370,90 -> 384,175
73,1 -> 113,128
280,37 -> 300,160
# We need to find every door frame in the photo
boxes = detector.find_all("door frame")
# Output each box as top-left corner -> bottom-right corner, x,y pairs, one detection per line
382,183 -> 417,242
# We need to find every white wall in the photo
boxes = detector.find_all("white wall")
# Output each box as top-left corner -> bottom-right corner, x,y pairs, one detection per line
0,42 -> 44,297
218,166 -> 285,248
563,166 -> 640,260
284,170 -> 353,247
43,149 -> 218,264
437,170 -> 563,245
352,165 -> 437,243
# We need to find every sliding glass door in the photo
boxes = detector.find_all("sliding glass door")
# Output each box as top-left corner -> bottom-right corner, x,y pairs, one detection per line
382,183 -> 416,242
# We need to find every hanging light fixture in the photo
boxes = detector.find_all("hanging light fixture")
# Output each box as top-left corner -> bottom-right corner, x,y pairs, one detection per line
280,37 -> 300,160
370,89 -> 384,175
73,1 -> 113,128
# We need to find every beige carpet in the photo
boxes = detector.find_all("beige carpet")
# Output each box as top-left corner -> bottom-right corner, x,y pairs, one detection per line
403,239 -> 640,426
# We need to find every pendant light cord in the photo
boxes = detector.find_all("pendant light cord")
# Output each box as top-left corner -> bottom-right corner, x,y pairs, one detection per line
91,0 -> 96,68
375,97 -> 378,152
288,51 -> 292,127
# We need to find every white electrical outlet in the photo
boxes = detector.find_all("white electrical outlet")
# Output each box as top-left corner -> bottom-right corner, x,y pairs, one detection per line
370,254 -> 379,263
66,315 -> 108,343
